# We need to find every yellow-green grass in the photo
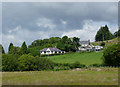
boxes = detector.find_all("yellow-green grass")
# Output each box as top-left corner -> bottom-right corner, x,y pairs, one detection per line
49,51 -> 103,66
91,37 -> 118,47
2,68 -> 118,85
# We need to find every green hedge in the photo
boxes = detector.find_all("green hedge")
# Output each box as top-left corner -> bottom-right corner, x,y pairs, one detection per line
2,54 -> 86,71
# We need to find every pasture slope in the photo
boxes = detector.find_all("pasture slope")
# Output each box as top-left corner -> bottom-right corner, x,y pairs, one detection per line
49,51 -> 103,66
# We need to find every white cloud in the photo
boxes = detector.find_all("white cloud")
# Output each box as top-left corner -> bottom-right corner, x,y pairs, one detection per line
36,18 -> 56,30
8,26 -> 20,33
61,19 -> 67,25
62,20 -> 117,42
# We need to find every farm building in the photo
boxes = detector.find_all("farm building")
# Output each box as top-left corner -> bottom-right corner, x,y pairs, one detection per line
78,40 -> 103,52
94,46 -> 103,51
40,47 -> 65,55
78,40 -> 93,52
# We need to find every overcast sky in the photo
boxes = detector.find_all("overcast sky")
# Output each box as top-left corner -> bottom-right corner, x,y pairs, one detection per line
2,2 -> 118,52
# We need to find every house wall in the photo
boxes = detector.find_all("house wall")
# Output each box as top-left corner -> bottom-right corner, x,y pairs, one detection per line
79,47 -> 87,51
40,51 -> 65,55
81,44 -> 88,47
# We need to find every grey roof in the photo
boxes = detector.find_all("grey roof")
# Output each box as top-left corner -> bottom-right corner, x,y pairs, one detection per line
80,40 -> 90,45
40,48 -> 48,51
40,48 -> 62,52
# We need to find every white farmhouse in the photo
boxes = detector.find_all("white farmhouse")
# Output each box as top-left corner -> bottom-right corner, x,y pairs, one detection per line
40,47 -> 65,55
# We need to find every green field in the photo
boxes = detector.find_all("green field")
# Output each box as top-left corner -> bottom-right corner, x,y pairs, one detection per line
2,68 -> 118,85
49,51 -> 103,66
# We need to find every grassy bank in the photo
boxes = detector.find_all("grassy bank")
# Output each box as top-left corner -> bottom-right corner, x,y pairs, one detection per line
49,51 -> 103,66
2,68 -> 118,85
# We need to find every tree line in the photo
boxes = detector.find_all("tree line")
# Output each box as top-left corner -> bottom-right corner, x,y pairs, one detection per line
1,25 -> 119,55
0,25 -> 120,71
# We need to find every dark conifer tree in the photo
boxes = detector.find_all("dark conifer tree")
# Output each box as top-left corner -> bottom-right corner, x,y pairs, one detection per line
20,41 -> 28,54
8,43 -> 14,54
95,25 -> 115,41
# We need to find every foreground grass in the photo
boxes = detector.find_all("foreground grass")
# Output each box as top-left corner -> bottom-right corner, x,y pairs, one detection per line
49,51 -> 103,66
2,68 -> 118,85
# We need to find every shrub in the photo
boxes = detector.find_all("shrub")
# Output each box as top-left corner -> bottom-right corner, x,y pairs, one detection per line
100,41 -> 105,47
2,54 -> 20,71
35,57 -> 54,70
18,54 -> 36,71
102,44 -> 120,67
70,62 -> 86,69
89,64 -> 101,67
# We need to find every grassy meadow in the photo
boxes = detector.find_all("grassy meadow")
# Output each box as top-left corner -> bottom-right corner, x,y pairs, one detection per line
2,43 -> 118,85
49,51 -> 103,66
2,68 -> 118,85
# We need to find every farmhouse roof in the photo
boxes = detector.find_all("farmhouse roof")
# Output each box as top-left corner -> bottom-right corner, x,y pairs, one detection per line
40,48 -> 62,52
80,40 -> 90,45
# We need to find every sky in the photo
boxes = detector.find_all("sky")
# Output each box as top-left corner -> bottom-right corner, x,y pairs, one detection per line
1,2 -> 118,52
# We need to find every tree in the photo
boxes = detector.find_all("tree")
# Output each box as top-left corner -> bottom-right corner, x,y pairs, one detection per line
61,36 -> 72,44
27,46 -> 41,57
102,44 -> 120,66
57,42 -> 65,51
18,54 -> 36,71
95,25 -> 115,41
72,37 -> 80,50
20,41 -> 28,54
114,28 -> 120,37
13,46 -> 20,54
8,43 -> 14,54
8,43 -> 20,54
2,46 -> 5,54
0,44 -> 5,54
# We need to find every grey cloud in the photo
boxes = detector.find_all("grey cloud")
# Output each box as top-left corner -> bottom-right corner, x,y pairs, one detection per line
2,2 -> 118,33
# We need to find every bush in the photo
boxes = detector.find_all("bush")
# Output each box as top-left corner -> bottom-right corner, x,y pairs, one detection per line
100,42 -> 105,47
35,57 -> 54,70
69,62 -> 86,69
18,54 -> 36,71
89,64 -> 101,67
102,44 -> 120,67
2,54 -> 20,71
2,54 -> 86,71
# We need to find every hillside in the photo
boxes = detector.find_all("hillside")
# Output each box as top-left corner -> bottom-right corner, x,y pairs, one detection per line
49,51 -> 103,66
91,37 -> 118,47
